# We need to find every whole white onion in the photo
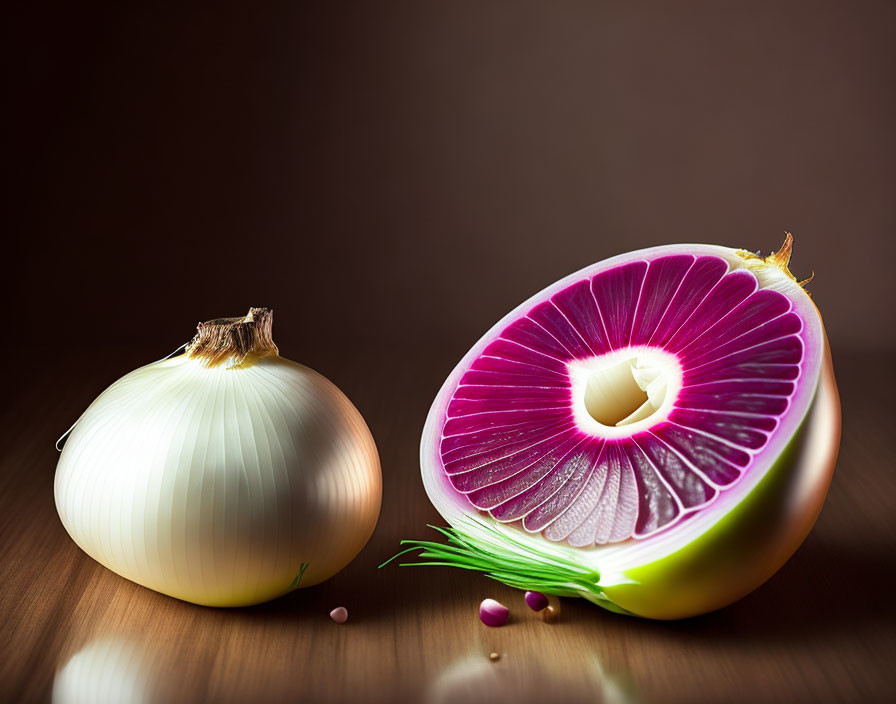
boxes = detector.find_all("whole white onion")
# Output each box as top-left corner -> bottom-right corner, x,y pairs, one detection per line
55,308 -> 381,607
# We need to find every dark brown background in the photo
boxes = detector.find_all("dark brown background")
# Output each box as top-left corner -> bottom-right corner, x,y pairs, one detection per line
3,2 -> 895,703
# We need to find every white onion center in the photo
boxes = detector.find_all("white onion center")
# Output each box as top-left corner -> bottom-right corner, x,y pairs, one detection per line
567,347 -> 682,439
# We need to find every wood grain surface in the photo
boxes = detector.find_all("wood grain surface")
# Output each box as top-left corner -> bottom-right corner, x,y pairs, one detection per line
0,346 -> 893,704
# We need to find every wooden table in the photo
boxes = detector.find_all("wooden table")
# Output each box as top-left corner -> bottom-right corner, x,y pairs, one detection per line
2,347 -> 894,703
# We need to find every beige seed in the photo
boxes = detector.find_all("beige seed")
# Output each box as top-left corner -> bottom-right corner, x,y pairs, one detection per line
541,605 -> 557,623
489,652 -> 501,662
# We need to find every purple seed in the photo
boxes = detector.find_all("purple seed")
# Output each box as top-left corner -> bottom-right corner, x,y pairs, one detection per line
479,598 -> 509,627
525,591 -> 549,612
329,606 -> 348,623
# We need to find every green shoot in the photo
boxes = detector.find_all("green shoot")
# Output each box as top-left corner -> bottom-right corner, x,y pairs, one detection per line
381,523 -> 607,601
289,561 -> 309,589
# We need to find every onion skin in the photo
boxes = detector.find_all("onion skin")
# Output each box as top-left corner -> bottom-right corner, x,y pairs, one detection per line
55,351 -> 382,607
602,337 -> 840,619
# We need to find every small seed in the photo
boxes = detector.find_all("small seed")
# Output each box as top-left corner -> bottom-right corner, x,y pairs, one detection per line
489,652 -> 501,662
541,605 -> 557,623
329,606 -> 348,623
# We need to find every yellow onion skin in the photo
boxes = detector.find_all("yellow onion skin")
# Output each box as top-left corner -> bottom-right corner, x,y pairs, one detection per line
603,339 -> 840,619
55,353 -> 382,607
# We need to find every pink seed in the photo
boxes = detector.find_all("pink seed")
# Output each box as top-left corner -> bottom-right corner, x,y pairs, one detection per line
329,606 -> 348,624
479,598 -> 509,627
524,591 -> 549,612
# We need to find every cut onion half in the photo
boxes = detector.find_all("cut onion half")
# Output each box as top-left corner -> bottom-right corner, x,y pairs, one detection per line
397,237 -> 840,619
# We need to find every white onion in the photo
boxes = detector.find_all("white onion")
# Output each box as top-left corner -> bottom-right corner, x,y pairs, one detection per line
55,308 -> 381,607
